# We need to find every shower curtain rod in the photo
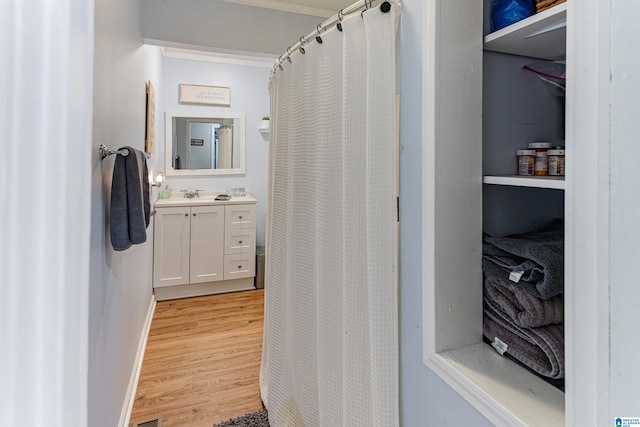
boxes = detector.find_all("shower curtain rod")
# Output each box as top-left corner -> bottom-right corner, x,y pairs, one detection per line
273,0 -> 392,72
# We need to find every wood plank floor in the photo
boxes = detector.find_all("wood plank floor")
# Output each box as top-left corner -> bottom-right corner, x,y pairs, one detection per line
129,289 -> 265,427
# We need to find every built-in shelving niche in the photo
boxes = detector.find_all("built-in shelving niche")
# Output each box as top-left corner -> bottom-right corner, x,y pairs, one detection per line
423,3 -> 568,426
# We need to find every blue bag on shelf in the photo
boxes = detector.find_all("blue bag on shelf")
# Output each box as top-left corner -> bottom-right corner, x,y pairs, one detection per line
492,0 -> 535,31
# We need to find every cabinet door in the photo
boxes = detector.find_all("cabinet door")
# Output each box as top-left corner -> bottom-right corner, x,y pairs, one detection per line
190,205 -> 224,284
153,206 -> 190,287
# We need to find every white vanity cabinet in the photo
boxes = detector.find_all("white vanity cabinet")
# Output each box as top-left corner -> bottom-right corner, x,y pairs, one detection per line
153,195 -> 257,300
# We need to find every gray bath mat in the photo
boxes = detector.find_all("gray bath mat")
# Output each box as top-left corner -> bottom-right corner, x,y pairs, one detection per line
213,410 -> 269,427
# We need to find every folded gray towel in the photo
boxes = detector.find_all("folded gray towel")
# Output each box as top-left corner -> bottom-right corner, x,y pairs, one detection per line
482,257 -> 541,298
485,276 -> 563,328
110,147 -> 150,251
484,295 -> 564,379
483,219 -> 564,299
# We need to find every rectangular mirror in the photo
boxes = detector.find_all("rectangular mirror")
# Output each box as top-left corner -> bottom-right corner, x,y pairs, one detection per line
165,111 -> 246,176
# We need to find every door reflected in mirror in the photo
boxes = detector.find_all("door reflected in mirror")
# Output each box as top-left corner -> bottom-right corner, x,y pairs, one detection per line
165,111 -> 245,176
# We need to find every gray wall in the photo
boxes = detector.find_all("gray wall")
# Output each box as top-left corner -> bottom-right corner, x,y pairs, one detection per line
89,0 -> 162,425
161,56 -> 271,246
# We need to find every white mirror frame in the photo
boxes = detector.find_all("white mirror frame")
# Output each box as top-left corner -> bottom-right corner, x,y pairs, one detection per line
165,111 -> 246,176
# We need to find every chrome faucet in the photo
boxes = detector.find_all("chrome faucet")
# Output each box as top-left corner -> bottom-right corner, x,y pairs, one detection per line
181,189 -> 204,199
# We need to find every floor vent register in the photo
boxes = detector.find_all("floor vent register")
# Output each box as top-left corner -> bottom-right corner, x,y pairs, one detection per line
132,416 -> 163,427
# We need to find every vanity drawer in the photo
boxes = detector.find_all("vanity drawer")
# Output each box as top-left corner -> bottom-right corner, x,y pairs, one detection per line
223,253 -> 256,280
224,229 -> 256,254
225,205 -> 256,230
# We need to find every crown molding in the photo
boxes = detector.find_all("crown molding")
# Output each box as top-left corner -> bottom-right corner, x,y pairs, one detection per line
159,46 -> 277,68
221,0 -> 335,18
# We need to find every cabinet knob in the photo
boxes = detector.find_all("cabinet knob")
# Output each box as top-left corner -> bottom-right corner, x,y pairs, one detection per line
239,215 -> 243,219
239,240 -> 243,244
193,213 -> 196,216
238,265 -> 242,269
184,213 -> 188,217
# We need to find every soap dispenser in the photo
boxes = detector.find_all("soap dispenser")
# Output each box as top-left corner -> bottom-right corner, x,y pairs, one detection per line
160,185 -> 171,199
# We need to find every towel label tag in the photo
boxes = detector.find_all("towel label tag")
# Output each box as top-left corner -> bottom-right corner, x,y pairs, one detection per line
492,337 -> 508,356
509,270 -> 524,283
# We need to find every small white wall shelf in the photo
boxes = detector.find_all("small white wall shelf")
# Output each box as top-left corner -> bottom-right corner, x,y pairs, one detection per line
258,127 -> 270,133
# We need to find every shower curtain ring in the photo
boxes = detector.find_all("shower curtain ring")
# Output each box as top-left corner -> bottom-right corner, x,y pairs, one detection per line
337,9 -> 344,31
299,36 -> 306,54
362,0 -> 374,14
315,23 -> 324,44
286,46 -> 293,62
362,0 -> 370,18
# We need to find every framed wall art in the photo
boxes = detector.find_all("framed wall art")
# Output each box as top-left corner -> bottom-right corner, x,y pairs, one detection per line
179,84 -> 231,106
145,80 -> 156,153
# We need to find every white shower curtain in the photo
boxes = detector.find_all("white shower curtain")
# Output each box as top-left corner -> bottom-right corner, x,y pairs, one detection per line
217,127 -> 233,168
261,3 -> 399,426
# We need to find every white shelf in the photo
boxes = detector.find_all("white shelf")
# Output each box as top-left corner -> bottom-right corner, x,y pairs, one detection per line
258,127 -> 269,133
483,175 -> 565,190
427,343 -> 565,427
484,3 -> 567,60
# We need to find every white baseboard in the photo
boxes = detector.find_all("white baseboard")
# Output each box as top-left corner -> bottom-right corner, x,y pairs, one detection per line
154,277 -> 255,301
119,294 -> 156,427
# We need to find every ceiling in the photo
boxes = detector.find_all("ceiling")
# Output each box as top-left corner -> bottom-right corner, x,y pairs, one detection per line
221,0 -> 356,18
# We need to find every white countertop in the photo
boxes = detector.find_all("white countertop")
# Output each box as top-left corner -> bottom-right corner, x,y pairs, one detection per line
155,191 -> 256,208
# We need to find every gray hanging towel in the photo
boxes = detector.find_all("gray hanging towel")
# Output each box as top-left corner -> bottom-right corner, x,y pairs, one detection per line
110,146 -> 150,251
